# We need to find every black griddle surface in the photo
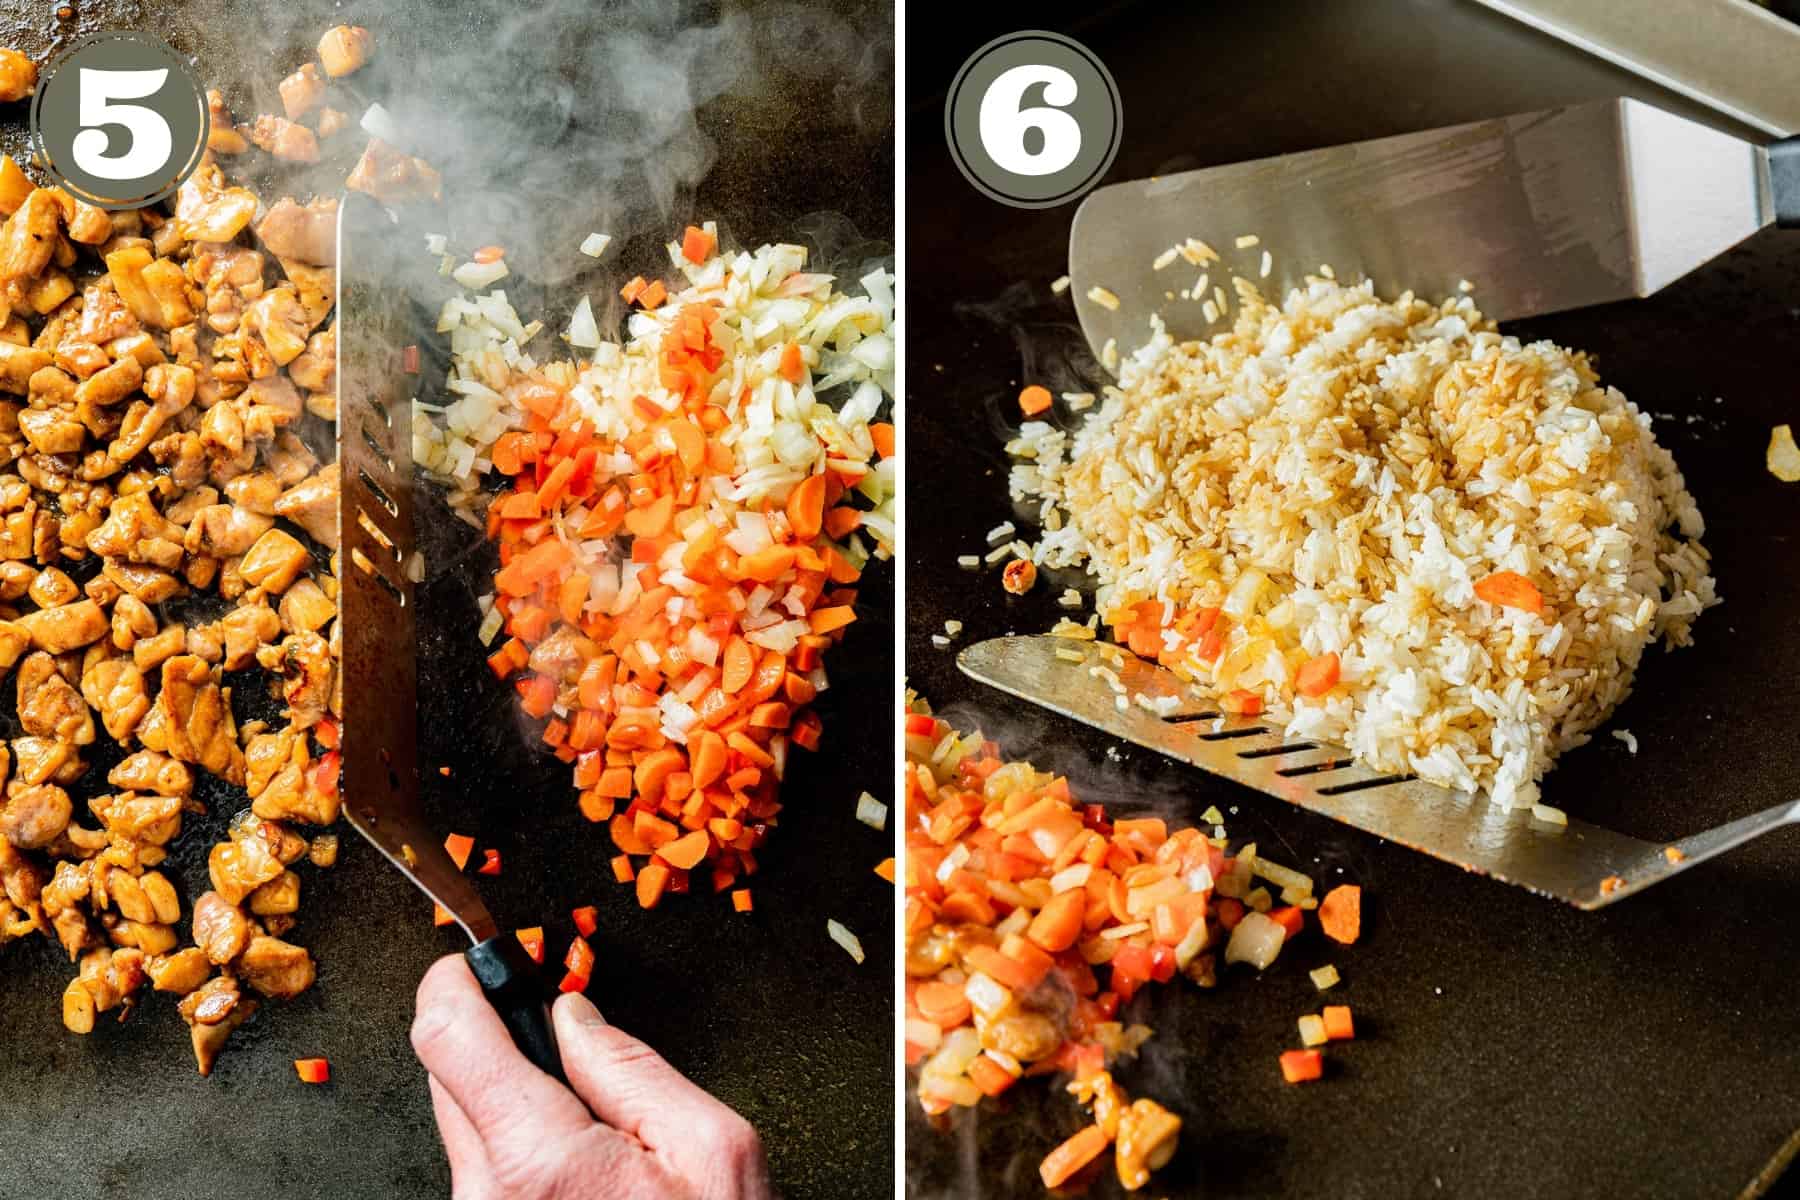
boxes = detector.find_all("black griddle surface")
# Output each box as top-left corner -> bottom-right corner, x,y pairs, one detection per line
904,2 -> 1800,1197
0,2 -> 895,1197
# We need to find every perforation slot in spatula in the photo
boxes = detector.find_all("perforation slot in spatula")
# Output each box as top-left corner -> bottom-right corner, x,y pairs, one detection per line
958,635 -> 1800,909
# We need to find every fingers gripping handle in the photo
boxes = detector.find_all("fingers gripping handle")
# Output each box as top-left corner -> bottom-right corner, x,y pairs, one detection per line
466,933 -> 566,1082
1774,136 -> 1800,229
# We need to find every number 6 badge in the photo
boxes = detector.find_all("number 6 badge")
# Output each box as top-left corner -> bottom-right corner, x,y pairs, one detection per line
945,30 -> 1122,210
30,31 -> 209,210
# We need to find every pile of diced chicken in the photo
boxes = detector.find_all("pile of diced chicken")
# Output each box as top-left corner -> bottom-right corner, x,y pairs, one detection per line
0,28 -> 394,1074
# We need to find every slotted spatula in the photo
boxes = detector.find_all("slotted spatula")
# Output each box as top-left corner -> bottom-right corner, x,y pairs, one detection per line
959,636 -> 1800,909
1070,97 -> 1798,359
335,191 -> 563,1077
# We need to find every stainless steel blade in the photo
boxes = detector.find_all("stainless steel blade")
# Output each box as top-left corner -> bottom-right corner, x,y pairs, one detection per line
336,191 -> 496,944
1069,98 -> 1775,361
958,635 -> 1800,910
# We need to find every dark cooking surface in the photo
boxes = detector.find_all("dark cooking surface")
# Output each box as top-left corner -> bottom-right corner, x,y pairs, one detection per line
0,2 -> 893,1198
906,2 -> 1800,1197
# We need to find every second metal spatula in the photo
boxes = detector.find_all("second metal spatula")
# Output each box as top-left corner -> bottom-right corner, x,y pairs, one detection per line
1070,98 -> 1799,359
960,636 -> 1800,909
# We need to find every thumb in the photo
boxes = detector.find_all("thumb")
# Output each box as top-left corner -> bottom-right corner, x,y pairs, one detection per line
552,992 -> 764,1179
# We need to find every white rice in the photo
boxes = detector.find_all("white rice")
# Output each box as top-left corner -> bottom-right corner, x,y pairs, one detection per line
1008,278 -> 1717,809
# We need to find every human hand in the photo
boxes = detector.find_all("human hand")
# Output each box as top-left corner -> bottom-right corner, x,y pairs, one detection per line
411,955 -> 774,1200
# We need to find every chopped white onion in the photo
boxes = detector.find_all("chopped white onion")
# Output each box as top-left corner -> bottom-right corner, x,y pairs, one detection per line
826,919 -> 864,964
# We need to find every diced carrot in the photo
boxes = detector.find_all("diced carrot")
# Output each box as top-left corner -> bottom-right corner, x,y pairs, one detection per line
1018,385 -> 1053,416
572,905 -> 599,937
1268,905 -> 1305,939
1280,1049 -> 1324,1083
1025,889 -> 1086,953
633,747 -> 686,804
294,1058 -> 330,1084
967,1054 -> 1016,1098
874,857 -> 896,883
639,280 -> 668,310
730,888 -> 753,913
472,245 -> 505,264
432,904 -> 455,927
636,861 -> 671,908
1221,688 -> 1264,716
914,980 -> 972,1028
1322,1004 -> 1355,1041
516,927 -> 545,964
681,225 -> 716,263
444,834 -> 475,871
1318,884 -> 1362,945
1474,570 -> 1544,614
822,506 -> 862,540
1039,1125 -> 1110,1188
476,848 -> 502,876
1296,651 -> 1340,698
778,341 -> 804,384
869,422 -> 895,458
621,276 -> 648,304
611,854 -> 635,884
658,828 -> 711,871
785,474 -> 827,542
565,937 -> 596,978
720,637 -> 755,694
808,605 -> 856,635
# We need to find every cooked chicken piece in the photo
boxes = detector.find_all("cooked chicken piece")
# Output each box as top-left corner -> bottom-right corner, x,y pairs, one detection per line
223,471 -> 282,516
17,598 -> 107,652
0,835 -> 45,909
288,326 -> 334,393
243,287 -> 310,367
279,577 -> 336,633
264,431 -> 319,487
72,355 -> 142,412
90,791 -> 183,846
0,618 -> 26,670
0,189 -> 58,288
219,603 -> 281,670
0,781 -> 70,848
28,565 -> 78,607
184,503 -> 273,557
237,933 -> 315,999
55,340 -> 110,380
109,593 -> 156,651
18,652 -> 95,744
86,490 -> 180,561
250,749 -> 336,826
0,49 -> 36,104
148,429 -> 208,489
245,727 -> 299,797
256,197 -> 337,267
346,138 -> 444,205
271,631 -> 333,729
318,25 -> 375,76
107,750 -> 192,798
248,869 -> 299,916
249,115 -> 320,164
148,946 -> 209,994
77,944 -> 146,1014
40,857 -> 88,921
130,624 -> 184,674
174,163 -> 258,244
24,269 -> 75,314
178,973 -> 258,1075
105,868 -> 155,923
246,817 -> 310,866
39,187 -> 110,246
103,560 -> 183,605
316,107 -> 349,138
104,244 -> 193,329
183,622 -> 221,664
207,834 -> 281,905
273,464 -> 339,549
79,655 -> 148,741
0,341 -> 51,393
277,63 -> 326,121
242,372 -> 304,431
153,655 -> 245,784
17,405 -> 86,454
11,735 -> 73,787
0,153 -> 32,216
240,527 -> 312,592
76,283 -> 141,345
190,890 -> 249,964
204,90 -> 247,155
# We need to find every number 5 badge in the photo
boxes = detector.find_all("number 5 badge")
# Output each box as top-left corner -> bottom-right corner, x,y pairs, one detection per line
945,30 -> 1122,210
31,31 -> 209,210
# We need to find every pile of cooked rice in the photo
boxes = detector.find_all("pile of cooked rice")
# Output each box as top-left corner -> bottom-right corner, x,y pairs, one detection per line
1010,277 -> 1717,809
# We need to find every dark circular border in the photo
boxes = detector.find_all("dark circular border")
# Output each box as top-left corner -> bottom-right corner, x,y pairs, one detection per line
943,29 -> 1122,211
29,29 -> 210,211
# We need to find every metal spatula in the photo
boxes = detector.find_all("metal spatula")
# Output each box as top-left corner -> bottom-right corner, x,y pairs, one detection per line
1069,98 -> 1799,359
336,192 -> 563,1077
959,636 -> 1799,909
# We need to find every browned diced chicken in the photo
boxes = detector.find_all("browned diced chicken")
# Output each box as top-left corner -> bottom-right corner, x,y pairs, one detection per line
0,187 -> 58,288
288,326 -> 334,393
279,577 -> 336,634
239,527 -> 311,592
244,727 -> 299,798
185,622 -> 221,665
243,287 -> 311,366
90,791 -> 184,846
178,974 -> 258,1075
0,835 -> 45,909
77,944 -> 147,1014
250,750 -> 336,826
0,49 -> 37,103
131,624 -> 185,674
317,25 -> 374,77
256,197 -> 337,267
237,934 -> 315,999
73,354 -> 142,408
175,163 -> 258,244
249,115 -> 320,164
279,261 -> 334,331
0,340 -> 50,393
0,619 -> 27,671
271,631 -> 334,729
248,870 -> 299,915
273,464 -> 339,549
105,244 -> 193,330
154,655 -> 245,784
28,566 -> 78,607
17,599 -> 108,653
346,138 -> 443,205
204,90 -> 247,155
109,593 -> 156,651
107,750 -> 193,797
219,602 -> 280,670
0,782 -> 71,849
206,834 -> 281,905
190,890 -> 249,965
79,655 -> 148,741
316,107 -> 349,138
184,503 -> 274,557
12,736 -> 73,787
148,946 -> 210,994
17,651 -> 96,744
278,63 -> 326,120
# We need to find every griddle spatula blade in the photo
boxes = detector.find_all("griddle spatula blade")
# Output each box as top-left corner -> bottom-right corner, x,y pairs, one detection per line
959,636 -> 1799,909
336,192 -> 563,1078
1070,98 -> 1798,359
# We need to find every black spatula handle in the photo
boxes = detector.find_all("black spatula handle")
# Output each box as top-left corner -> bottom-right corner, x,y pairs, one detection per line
1775,136 -> 1800,229
465,933 -> 565,1082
